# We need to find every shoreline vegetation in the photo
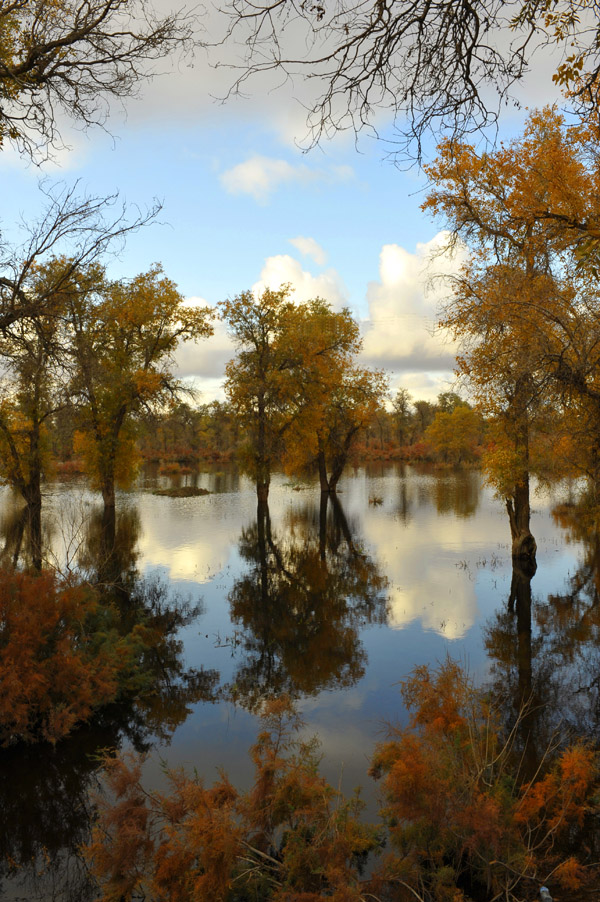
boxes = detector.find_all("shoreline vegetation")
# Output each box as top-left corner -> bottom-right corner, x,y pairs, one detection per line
87,661 -> 600,902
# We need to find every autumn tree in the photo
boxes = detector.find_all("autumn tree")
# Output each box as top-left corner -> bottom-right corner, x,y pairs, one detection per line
311,367 -> 388,493
0,183 -> 160,332
221,286 -> 362,501
370,659 -> 600,902
391,387 -> 413,446
65,262 -> 213,513
423,109 -> 600,556
0,310 -> 63,496
424,404 -> 484,465
0,0 -> 193,159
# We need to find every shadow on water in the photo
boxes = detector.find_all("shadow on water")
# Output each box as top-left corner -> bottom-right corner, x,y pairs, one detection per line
224,493 -> 389,710
0,499 -> 219,901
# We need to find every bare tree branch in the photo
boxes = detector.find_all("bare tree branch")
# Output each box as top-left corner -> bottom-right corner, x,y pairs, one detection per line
0,0 -> 198,159
213,0 -> 600,161
0,181 -> 161,329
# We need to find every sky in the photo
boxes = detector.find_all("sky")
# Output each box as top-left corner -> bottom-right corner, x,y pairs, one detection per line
0,8 -> 563,404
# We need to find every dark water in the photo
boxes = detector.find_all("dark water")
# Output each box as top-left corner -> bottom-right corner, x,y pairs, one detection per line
0,463 -> 595,900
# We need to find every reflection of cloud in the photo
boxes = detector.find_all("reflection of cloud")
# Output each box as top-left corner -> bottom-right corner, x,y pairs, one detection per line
138,497 -> 235,582
361,489 -> 508,639
387,576 -> 475,640
220,155 -> 354,203
253,254 -> 348,309
361,232 -> 466,379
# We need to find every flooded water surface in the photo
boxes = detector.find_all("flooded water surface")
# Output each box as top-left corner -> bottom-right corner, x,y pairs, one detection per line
0,463 -> 596,899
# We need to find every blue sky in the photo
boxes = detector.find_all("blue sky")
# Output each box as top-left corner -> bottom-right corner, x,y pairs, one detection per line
0,27 -> 559,403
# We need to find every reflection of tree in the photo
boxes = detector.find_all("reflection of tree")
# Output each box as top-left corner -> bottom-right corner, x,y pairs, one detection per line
0,683 -> 221,900
226,495 -> 388,710
0,493 -> 54,570
433,470 -> 480,518
0,496 -> 220,898
391,466 -> 481,523
78,502 -> 141,593
484,558 -> 554,780
485,496 -> 600,777
119,578 -> 220,743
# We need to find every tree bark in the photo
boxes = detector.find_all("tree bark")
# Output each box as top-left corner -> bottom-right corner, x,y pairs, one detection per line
506,474 -> 536,560
255,392 -> 271,501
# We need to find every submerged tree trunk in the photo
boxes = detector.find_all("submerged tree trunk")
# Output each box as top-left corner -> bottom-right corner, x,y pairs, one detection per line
255,394 -> 271,502
97,500 -> 118,588
506,473 -> 536,560
317,448 -> 331,493
319,492 -> 328,560
26,501 -> 42,572
318,427 -> 359,494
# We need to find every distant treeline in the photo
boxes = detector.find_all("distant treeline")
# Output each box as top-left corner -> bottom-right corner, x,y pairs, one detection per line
49,389 -> 485,474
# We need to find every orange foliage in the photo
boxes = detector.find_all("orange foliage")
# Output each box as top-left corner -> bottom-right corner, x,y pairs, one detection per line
87,696 -> 378,901
370,660 -> 600,902
0,569 -> 122,744
88,663 -> 600,902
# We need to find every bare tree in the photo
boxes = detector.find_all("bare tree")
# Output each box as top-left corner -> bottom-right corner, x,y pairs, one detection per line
0,181 -> 160,329
0,0 -> 195,159
215,0 -> 600,160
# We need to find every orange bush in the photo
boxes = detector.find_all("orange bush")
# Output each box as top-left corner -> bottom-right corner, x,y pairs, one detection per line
0,569 -> 126,744
88,663 -> 600,902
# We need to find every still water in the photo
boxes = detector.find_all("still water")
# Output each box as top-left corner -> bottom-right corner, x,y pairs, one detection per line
0,463 -> 596,900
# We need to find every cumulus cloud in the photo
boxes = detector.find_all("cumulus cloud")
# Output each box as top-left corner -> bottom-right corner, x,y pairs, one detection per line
253,253 -> 348,308
289,236 -> 328,266
220,156 -> 310,203
172,251 -> 349,398
220,155 -> 354,204
173,234 -> 466,404
174,299 -> 234,393
360,232 -> 467,391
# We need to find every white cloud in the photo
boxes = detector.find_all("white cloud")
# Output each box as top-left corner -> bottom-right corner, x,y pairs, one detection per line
220,156 -> 311,203
253,253 -> 348,309
173,234 -> 466,405
175,314 -> 235,381
289,236 -> 328,266
360,232 -> 467,393
220,155 -> 355,204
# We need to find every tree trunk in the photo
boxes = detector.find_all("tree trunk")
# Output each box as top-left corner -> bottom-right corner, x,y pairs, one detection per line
101,470 -> 116,511
26,501 -> 42,572
319,492 -> 328,560
257,481 -> 270,503
255,394 -> 270,501
506,474 -> 536,560
97,501 -> 118,587
317,448 -> 330,493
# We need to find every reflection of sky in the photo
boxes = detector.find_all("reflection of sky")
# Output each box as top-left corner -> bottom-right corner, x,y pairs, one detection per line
7,467 -> 585,809
122,467 -> 585,799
